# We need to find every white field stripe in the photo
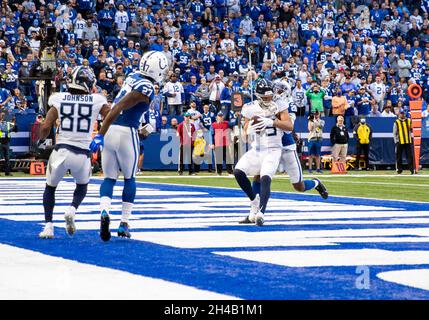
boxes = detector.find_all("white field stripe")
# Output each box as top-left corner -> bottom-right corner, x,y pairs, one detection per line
5,209 -> 422,222
39,216 -> 429,231
1,177 -> 429,205
128,228 -> 429,249
215,249 -> 429,267
0,244 -> 238,300
377,269 -> 429,291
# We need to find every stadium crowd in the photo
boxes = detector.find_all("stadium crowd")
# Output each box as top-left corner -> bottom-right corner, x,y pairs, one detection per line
1,0 -> 429,120
1,0 -> 429,174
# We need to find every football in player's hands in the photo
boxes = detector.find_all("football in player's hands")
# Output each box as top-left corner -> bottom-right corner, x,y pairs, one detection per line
251,116 -> 262,127
249,116 -> 266,133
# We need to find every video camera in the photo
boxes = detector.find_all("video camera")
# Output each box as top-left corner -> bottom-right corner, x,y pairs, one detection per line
29,22 -> 58,79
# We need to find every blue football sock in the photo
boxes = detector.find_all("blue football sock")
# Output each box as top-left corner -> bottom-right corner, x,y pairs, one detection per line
303,179 -> 319,191
43,184 -> 56,223
234,169 -> 255,201
100,178 -> 116,198
71,183 -> 88,209
123,178 -> 136,203
259,176 -> 271,213
252,181 -> 261,196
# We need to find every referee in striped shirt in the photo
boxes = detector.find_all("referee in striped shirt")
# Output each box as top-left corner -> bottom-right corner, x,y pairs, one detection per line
393,109 -> 415,174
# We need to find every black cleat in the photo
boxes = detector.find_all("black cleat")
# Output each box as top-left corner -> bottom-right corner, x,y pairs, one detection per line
314,178 -> 328,199
100,211 -> 111,242
239,215 -> 255,224
117,222 -> 131,238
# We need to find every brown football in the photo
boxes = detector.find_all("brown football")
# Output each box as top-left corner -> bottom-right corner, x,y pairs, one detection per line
251,116 -> 261,125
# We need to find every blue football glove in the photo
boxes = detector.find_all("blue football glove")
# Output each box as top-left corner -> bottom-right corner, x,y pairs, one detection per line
89,134 -> 104,153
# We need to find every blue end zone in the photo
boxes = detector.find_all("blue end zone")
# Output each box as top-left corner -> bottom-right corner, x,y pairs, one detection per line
1,178 -> 429,300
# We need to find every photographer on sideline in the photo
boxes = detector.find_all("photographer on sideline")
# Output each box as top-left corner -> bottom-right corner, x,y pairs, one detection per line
307,111 -> 324,173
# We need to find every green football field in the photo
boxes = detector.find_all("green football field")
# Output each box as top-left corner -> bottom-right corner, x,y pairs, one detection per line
134,170 -> 429,203
2,170 -> 428,202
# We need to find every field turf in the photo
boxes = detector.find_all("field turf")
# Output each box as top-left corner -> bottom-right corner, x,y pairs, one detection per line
2,170 -> 428,202
135,170 -> 429,203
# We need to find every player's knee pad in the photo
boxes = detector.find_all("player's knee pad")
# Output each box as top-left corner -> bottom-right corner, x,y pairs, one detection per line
100,178 -> 116,198
123,178 -> 136,203
72,183 -> 88,209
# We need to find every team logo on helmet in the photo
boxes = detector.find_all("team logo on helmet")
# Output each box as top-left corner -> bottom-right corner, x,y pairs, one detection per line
68,66 -> 96,94
139,51 -> 170,83
255,79 -> 274,106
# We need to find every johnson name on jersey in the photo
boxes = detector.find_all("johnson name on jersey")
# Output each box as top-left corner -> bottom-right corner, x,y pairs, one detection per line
48,92 -> 107,150
113,72 -> 155,129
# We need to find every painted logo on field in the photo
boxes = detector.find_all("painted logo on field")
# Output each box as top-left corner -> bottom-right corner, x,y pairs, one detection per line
1,178 -> 429,299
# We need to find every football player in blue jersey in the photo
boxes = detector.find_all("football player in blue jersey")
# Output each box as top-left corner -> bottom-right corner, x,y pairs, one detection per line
89,51 -> 170,241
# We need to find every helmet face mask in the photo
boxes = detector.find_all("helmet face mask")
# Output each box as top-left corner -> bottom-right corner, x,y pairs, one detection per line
255,79 -> 274,108
273,80 -> 291,101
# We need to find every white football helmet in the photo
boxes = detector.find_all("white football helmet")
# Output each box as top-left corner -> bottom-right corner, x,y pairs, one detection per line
273,79 -> 292,101
139,51 -> 170,83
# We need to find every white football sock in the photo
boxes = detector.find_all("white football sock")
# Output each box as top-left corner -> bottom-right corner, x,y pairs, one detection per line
121,202 -> 133,223
100,196 -> 112,214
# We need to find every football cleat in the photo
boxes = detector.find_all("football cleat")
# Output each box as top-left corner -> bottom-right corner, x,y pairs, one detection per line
239,213 -> 256,224
250,194 -> 260,216
39,222 -> 54,239
100,210 -> 111,242
64,210 -> 76,236
117,222 -> 131,238
255,211 -> 264,226
314,178 -> 329,199
239,195 -> 260,224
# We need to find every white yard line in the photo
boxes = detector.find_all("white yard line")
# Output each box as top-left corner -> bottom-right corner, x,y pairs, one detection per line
1,177 -> 429,204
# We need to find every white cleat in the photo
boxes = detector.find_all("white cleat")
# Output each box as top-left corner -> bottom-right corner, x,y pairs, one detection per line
64,211 -> 76,236
255,211 -> 264,226
39,222 -> 54,239
239,194 -> 260,224
250,194 -> 260,216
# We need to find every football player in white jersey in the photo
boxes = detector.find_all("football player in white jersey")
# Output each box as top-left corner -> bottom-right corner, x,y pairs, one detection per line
89,51 -> 170,241
240,80 -> 328,227
38,66 -> 110,239
234,79 -> 294,226
274,80 -> 328,197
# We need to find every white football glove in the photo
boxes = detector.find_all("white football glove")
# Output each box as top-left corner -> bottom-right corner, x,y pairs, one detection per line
256,116 -> 274,128
247,119 -> 265,134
